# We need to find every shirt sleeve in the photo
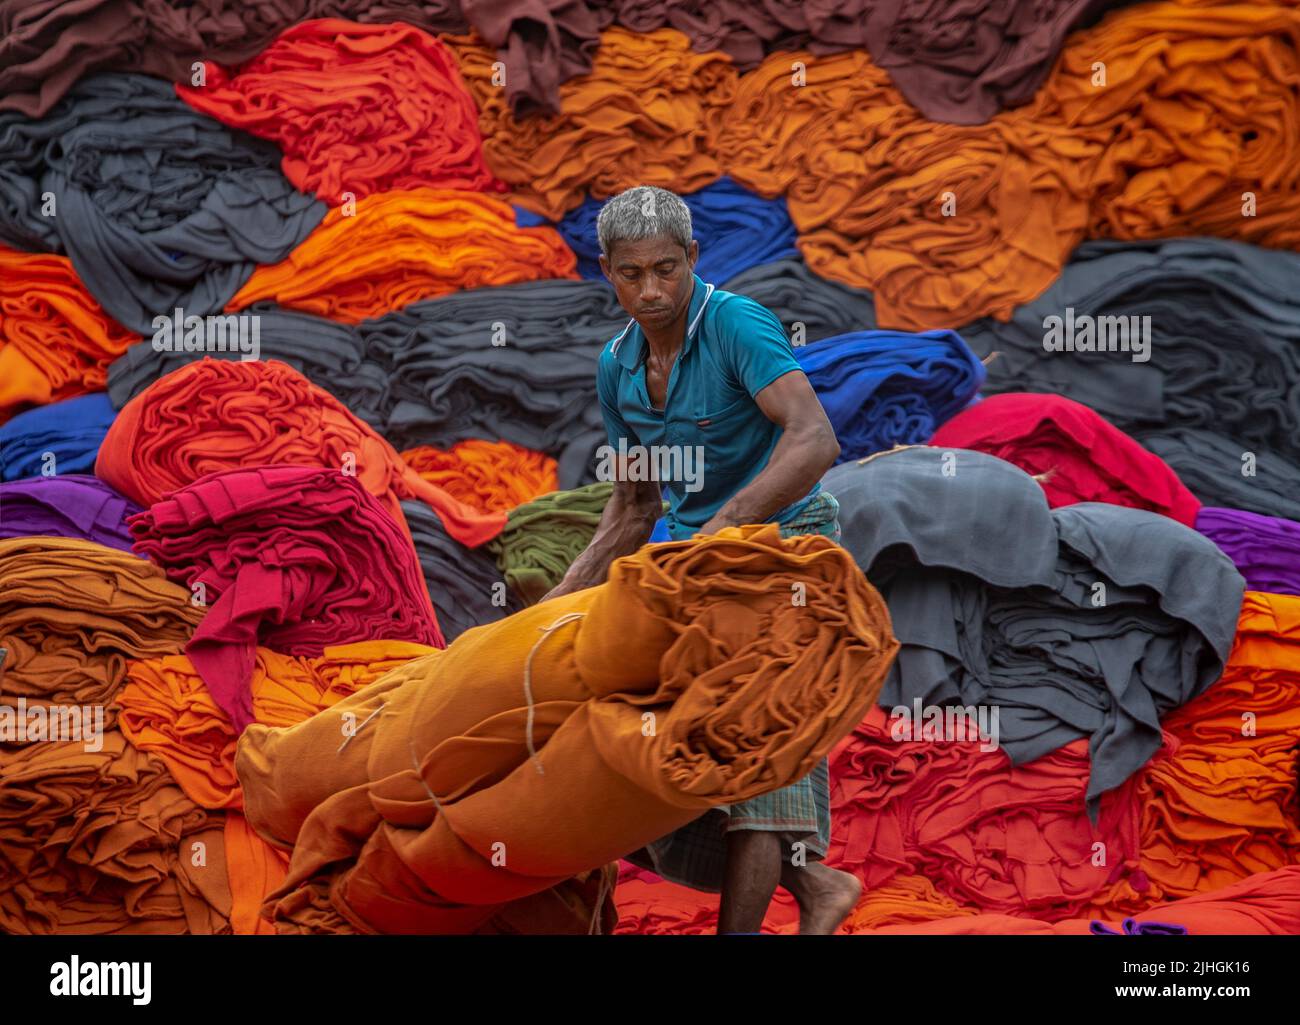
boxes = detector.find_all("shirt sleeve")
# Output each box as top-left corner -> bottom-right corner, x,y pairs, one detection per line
597,352 -> 639,449
718,296 -> 803,398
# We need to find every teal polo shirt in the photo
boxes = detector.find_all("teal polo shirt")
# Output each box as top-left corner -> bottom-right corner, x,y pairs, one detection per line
596,272 -> 820,540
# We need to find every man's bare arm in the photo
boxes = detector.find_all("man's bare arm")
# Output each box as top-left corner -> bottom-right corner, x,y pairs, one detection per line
539,476 -> 661,601
699,370 -> 839,533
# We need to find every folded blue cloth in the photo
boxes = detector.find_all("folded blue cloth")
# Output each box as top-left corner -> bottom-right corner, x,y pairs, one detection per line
549,178 -> 798,282
0,392 -> 117,480
796,329 -> 985,462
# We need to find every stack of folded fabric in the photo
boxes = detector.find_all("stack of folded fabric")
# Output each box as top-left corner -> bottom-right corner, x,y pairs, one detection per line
929,393 -> 1201,525
720,258 -> 879,341
236,526 -> 898,933
401,440 -> 558,514
825,446 -> 1244,810
1195,508 -> 1300,595
0,248 -> 137,420
0,393 -> 116,479
0,73 -> 325,334
127,466 -> 443,731
488,482 -> 615,605
402,501 -> 521,642
549,177 -> 797,281
0,475 -> 140,551
94,358 -> 501,547
176,19 -> 506,205
225,189 -> 577,322
794,330 -> 985,461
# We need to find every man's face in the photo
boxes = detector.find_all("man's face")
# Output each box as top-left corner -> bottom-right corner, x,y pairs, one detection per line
600,235 -> 699,334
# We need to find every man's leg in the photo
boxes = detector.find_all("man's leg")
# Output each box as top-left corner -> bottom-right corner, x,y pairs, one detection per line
779,862 -> 862,935
717,829 -> 783,934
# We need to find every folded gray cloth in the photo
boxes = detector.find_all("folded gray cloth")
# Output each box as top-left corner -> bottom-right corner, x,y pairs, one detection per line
721,257 -> 879,344
0,73 -> 325,333
401,500 -> 520,643
828,448 -> 1244,814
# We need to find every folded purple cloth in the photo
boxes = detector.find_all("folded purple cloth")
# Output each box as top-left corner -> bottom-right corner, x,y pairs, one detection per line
1090,918 -> 1189,936
0,474 -> 141,552
1196,506 -> 1300,596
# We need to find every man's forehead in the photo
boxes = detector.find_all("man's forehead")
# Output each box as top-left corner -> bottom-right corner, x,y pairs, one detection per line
608,235 -> 686,266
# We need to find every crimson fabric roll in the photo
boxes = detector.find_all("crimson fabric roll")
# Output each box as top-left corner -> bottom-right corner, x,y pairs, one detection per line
552,177 -> 797,281
1196,507 -> 1300,596
0,392 -> 115,479
0,474 -> 140,551
0,0 -> 469,118
928,393 -> 1201,526
129,466 -> 442,731
959,238 -> 1300,465
1134,428 -> 1300,523
176,19 -> 505,205
352,280 -> 626,487
826,447 -> 1245,809
794,330 -> 985,462
401,499 -> 520,643
721,257 -> 879,341
0,74 -> 326,334
95,358 -> 503,548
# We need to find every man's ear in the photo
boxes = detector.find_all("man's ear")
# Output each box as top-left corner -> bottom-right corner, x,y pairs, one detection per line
599,251 -> 611,281
687,239 -> 699,269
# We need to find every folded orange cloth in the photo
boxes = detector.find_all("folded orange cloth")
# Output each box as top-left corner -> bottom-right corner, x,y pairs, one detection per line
858,864 -> 1300,934
400,439 -> 558,514
0,536 -> 202,727
0,246 -> 137,422
225,188 -> 577,321
1131,590 -> 1300,905
177,19 -> 507,205
444,27 -> 736,220
224,812 -> 290,936
94,358 -> 503,548
236,525 -> 898,933
117,641 -> 439,811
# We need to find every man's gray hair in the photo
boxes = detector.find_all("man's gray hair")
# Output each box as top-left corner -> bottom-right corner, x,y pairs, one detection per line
597,185 -> 693,259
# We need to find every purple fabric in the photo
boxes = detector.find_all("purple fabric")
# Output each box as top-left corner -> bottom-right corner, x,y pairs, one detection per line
0,474 -> 141,552
1090,918 -> 1189,936
1196,506 -> 1300,596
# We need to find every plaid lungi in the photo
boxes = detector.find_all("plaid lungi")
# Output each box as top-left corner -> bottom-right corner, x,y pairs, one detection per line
625,490 -> 841,892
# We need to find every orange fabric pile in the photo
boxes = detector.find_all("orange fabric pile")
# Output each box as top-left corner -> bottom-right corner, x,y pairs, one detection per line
858,864 -> 1300,934
236,525 -> 898,933
177,19 -> 506,205
0,536 -> 226,934
117,641 -> 439,812
445,28 -> 736,220
1131,590 -> 1300,905
400,439 -> 558,514
94,358 -> 503,547
225,188 -> 577,322
0,246 -> 137,422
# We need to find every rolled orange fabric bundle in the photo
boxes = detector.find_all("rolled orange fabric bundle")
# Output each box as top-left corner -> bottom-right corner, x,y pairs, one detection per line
225,188 -> 577,322
0,246 -> 138,422
445,27 -> 736,220
236,525 -> 899,933
176,19 -> 507,205
1131,590 -> 1300,904
0,536 -> 202,727
117,641 -> 439,811
400,439 -> 558,514
94,358 -> 503,548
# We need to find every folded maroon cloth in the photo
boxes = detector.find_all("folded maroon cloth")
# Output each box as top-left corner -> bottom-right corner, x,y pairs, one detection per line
128,465 -> 442,730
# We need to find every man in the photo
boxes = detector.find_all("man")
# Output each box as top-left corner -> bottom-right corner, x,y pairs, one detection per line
542,185 -> 862,934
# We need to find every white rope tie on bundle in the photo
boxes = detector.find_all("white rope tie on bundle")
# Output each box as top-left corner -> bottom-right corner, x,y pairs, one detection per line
522,612 -> 587,776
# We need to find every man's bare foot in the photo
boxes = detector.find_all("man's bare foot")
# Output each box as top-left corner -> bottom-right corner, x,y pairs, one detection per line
781,863 -> 862,935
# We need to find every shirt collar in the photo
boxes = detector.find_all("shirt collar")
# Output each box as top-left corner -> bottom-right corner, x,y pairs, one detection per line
612,273 -> 714,371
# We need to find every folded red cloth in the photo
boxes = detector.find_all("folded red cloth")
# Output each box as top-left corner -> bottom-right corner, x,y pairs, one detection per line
929,392 -> 1202,525
128,465 -> 442,731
